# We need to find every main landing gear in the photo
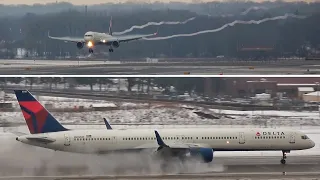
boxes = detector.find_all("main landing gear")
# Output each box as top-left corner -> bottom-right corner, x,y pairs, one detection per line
89,48 -> 93,53
281,150 -> 289,164
109,48 -> 114,52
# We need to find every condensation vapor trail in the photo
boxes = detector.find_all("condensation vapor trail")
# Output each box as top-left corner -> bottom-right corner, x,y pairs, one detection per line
221,6 -> 268,17
113,17 -> 196,35
240,6 -> 268,15
143,13 -> 306,41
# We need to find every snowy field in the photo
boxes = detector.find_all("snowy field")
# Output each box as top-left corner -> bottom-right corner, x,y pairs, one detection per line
1,93 -> 148,109
1,94 -> 320,127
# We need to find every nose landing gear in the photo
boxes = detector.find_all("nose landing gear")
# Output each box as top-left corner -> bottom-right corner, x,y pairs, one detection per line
89,48 -> 93,53
281,150 -> 289,164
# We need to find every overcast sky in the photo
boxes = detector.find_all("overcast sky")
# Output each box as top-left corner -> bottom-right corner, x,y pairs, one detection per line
0,0 -> 318,5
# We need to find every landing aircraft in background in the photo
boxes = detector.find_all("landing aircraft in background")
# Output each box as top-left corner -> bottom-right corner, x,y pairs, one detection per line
14,90 -> 314,165
48,17 -> 157,53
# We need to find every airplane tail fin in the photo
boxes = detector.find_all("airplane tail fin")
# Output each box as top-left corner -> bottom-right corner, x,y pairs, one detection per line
108,16 -> 113,35
14,90 -> 68,134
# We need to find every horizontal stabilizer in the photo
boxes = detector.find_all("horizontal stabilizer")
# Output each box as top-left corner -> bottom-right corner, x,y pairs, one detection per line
11,131 -> 27,136
26,137 -> 56,143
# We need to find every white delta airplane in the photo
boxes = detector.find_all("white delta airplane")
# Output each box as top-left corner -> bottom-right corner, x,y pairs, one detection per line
14,90 -> 315,165
48,17 -> 157,53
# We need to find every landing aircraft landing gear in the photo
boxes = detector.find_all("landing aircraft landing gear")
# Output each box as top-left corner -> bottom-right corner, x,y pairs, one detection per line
109,48 -> 113,52
89,48 -> 93,53
281,150 -> 288,164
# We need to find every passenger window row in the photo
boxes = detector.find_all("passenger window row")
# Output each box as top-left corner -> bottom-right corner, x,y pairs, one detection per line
74,136 -> 238,141
123,137 -> 156,141
74,138 -> 111,141
202,137 -> 237,140
254,136 -> 285,139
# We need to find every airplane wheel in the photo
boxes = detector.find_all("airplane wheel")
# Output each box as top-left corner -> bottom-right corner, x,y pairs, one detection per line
89,49 -> 93,53
109,49 -> 113,52
280,159 -> 286,164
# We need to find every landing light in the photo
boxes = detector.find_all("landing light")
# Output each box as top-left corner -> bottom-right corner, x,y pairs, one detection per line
87,41 -> 93,47
102,40 -> 106,43
226,141 -> 229,144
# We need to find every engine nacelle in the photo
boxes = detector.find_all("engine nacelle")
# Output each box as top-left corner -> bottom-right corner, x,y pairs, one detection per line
76,42 -> 84,49
190,148 -> 214,163
112,41 -> 120,48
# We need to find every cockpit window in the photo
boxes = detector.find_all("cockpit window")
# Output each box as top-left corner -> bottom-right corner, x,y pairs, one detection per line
85,35 -> 93,37
301,135 -> 309,139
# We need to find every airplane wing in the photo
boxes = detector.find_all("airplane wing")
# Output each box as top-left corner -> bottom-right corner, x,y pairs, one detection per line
134,130 -> 211,153
114,32 -> 157,43
11,131 -> 27,136
26,136 -> 56,144
48,31 -> 85,43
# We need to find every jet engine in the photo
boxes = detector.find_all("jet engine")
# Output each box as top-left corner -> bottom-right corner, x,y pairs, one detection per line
77,42 -> 84,49
190,148 -> 214,163
112,41 -> 120,48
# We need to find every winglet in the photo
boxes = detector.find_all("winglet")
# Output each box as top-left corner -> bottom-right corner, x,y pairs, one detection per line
154,130 -> 167,147
103,118 -> 112,130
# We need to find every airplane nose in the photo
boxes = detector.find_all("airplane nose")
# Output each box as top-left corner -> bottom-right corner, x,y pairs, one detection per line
311,140 -> 315,148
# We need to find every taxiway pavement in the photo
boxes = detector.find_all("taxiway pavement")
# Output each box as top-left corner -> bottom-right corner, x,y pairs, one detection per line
0,59 -> 319,75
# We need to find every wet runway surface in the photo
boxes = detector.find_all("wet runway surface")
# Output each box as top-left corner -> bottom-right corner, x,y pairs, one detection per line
1,156 -> 320,179
0,59 -> 319,75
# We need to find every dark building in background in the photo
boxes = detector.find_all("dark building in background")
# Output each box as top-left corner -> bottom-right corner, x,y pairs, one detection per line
223,77 -> 320,98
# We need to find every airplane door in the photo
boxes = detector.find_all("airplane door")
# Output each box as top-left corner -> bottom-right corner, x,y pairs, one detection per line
289,133 -> 295,144
239,132 -> 245,144
111,136 -> 117,144
64,134 -> 70,146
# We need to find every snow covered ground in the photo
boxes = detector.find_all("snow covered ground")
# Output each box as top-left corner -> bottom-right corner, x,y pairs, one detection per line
1,93 -> 148,109
3,107 -> 320,126
1,93 -> 320,127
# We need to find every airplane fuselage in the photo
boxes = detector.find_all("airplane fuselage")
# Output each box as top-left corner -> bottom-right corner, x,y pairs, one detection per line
84,31 -> 115,46
16,128 -> 315,154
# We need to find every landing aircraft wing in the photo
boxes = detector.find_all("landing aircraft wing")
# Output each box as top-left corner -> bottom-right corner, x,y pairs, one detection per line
113,32 -> 157,43
48,31 -> 85,43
